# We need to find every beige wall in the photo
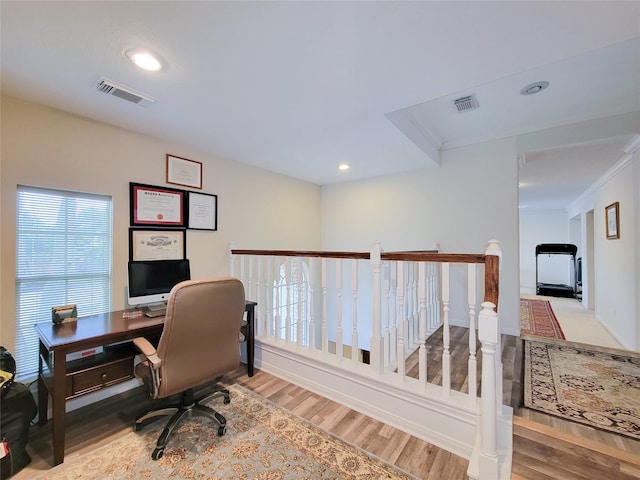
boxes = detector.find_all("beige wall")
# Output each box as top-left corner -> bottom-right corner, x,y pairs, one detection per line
0,96 -> 321,352
321,138 -> 520,335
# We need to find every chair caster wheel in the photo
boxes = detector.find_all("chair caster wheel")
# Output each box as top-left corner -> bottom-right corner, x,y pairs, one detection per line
152,448 -> 164,460
223,396 -> 231,404
217,425 -> 227,436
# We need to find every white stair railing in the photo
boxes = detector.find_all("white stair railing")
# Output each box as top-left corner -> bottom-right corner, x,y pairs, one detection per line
230,242 -> 511,480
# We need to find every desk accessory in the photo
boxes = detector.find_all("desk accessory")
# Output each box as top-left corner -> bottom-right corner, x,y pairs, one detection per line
52,305 -> 77,325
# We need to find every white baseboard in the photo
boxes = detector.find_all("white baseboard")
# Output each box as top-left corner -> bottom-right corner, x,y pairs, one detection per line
255,338 -> 485,460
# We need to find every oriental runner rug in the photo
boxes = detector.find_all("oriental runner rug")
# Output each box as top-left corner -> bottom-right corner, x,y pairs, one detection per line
520,298 -> 565,339
524,337 -> 640,440
37,384 -> 417,479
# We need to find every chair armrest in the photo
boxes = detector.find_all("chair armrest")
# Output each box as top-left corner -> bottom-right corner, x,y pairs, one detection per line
133,337 -> 161,370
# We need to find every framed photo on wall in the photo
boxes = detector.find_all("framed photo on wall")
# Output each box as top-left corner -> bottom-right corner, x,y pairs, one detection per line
605,201 -> 620,239
130,182 -> 186,227
129,228 -> 186,261
166,154 -> 202,189
187,191 -> 217,231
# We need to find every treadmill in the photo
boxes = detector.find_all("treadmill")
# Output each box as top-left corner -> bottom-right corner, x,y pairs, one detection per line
535,243 -> 578,298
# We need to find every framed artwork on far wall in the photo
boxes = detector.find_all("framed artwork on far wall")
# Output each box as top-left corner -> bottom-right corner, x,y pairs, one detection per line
605,201 -> 620,239
166,154 -> 202,189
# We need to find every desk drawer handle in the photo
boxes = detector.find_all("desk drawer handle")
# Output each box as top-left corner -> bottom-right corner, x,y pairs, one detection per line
101,373 -> 108,382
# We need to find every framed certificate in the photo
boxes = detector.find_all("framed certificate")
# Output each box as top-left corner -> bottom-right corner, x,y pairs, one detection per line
166,154 -> 202,189
130,183 -> 185,227
129,228 -> 186,261
187,191 -> 218,231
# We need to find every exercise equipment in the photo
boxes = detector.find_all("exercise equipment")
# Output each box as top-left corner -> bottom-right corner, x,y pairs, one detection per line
535,243 -> 578,298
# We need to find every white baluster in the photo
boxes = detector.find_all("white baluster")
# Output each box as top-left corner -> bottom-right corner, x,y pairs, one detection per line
296,257 -> 303,347
428,262 -> 439,333
468,263 -> 478,401
308,257 -> 316,350
418,262 -> 428,384
285,257 -> 292,343
229,243 -> 235,277
478,301 -> 499,479
370,242 -> 383,373
410,263 -> 418,347
351,258 -> 359,363
441,262 -> 451,396
239,256 -> 246,291
321,257 -> 328,354
273,257 -> 281,340
263,256 -> 273,338
389,262 -> 398,368
395,261 -> 406,378
248,256 -> 254,307
383,262 -> 391,367
255,256 -> 262,337
336,258 -> 343,359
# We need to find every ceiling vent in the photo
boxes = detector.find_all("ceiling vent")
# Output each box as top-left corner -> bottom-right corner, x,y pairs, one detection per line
96,77 -> 156,106
453,94 -> 479,113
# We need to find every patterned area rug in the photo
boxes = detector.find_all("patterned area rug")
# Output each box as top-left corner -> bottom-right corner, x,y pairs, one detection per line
520,298 -> 565,339
524,337 -> 640,440
38,384 -> 416,479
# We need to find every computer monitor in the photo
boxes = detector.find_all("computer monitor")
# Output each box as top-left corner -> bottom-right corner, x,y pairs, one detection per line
127,259 -> 191,307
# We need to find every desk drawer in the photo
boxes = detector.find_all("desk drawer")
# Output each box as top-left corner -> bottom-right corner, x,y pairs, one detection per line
68,356 -> 134,397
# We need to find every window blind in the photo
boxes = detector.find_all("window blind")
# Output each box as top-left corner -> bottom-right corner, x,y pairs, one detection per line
15,185 -> 113,379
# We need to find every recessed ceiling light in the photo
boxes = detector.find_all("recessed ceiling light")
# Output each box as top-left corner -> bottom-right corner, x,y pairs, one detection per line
124,48 -> 164,72
338,163 -> 350,171
520,81 -> 549,96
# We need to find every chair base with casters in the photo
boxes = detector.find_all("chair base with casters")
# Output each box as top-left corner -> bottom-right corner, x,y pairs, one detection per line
135,387 -> 231,460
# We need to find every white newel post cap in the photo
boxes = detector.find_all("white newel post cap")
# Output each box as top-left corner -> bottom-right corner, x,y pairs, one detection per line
478,302 -> 499,344
371,242 -> 382,264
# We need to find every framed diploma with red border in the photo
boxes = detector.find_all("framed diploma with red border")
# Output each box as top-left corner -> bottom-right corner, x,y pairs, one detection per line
130,182 -> 186,227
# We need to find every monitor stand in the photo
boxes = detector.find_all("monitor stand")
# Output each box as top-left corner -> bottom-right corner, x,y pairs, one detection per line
143,302 -> 167,317
146,302 -> 166,312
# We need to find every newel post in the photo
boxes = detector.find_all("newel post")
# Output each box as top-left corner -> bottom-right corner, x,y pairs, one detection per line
484,239 -> 502,411
478,301 -> 500,479
370,242 -> 384,373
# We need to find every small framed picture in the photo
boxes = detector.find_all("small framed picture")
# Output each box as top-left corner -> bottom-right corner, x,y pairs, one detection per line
129,228 -> 186,261
130,183 -> 186,227
166,154 -> 202,189
187,191 -> 218,231
605,201 -> 620,239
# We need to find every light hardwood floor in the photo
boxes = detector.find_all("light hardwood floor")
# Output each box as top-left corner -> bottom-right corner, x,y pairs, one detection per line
13,365 -> 470,480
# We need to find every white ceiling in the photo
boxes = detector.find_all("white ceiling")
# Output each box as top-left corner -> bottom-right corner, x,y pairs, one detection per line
2,1 -> 639,210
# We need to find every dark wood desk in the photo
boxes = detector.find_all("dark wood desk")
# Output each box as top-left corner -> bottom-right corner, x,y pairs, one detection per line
35,301 -> 256,466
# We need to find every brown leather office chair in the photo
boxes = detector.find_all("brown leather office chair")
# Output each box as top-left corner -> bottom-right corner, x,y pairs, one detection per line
133,277 -> 245,460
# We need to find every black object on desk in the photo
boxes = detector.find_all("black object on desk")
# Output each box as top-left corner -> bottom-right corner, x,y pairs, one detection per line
35,300 -> 256,466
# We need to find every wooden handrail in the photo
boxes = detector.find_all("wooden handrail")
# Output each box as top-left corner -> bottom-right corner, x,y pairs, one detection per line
231,249 -> 486,264
231,248 -> 500,306
231,249 -> 370,259
382,252 -> 486,263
